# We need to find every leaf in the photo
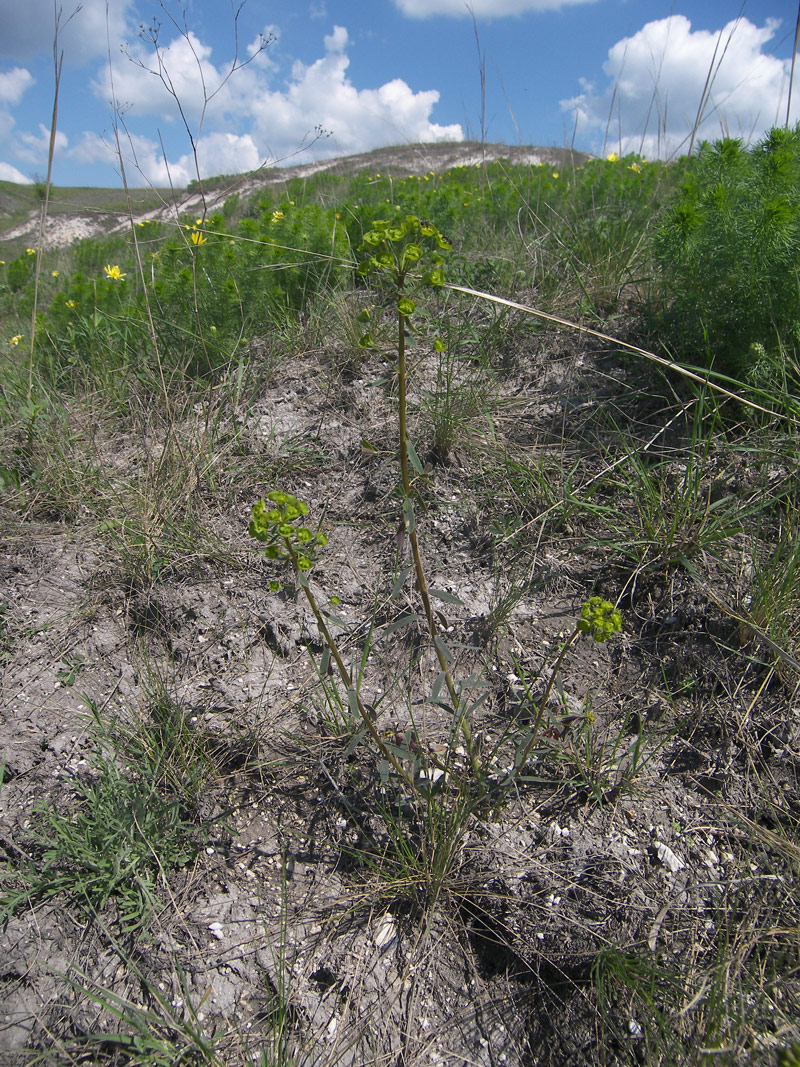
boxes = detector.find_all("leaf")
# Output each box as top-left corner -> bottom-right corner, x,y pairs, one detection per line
430,672 -> 447,703
430,587 -> 464,606
384,612 -> 425,635
402,496 -> 416,535
406,438 -> 424,475
434,635 -> 454,664
343,726 -> 368,757
391,564 -> 412,600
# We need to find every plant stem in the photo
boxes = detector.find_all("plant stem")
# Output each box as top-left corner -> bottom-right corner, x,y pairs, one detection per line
397,308 -> 480,778
284,540 -> 415,789
506,627 -> 581,785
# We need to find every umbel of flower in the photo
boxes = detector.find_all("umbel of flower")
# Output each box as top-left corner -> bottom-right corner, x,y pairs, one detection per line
357,215 -> 449,293
249,491 -> 328,575
577,597 -> 623,642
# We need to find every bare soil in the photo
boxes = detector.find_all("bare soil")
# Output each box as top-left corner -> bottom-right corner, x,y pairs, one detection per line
1,309 -> 799,1065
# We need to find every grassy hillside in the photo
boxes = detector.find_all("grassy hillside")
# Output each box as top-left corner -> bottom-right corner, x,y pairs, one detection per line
1,134 -> 800,1067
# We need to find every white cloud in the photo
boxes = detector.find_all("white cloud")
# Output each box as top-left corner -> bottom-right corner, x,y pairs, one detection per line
0,67 -> 35,161
562,15 -> 797,159
0,67 -> 35,104
70,128 -> 262,187
394,0 -> 595,15
14,123 -> 68,165
0,0 -> 135,64
249,25 -> 462,161
0,161 -> 32,183
90,23 -> 462,183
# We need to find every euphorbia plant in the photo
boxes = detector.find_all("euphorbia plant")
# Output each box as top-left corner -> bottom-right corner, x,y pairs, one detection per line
249,490 -> 415,788
357,217 -> 483,776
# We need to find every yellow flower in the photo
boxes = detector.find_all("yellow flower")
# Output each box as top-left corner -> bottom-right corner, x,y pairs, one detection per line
51,270 -> 59,277
104,264 -> 126,280
271,210 -> 284,223
0,260 -> 5,265
9,334 -> 22,345
26,248 -> 36,256
629,162 -> 642,173
190,230 -> 206,245
553,172 -> 559,179
606,151 -> 619,162
195,217 -> 203,226
66,300 -> 76,308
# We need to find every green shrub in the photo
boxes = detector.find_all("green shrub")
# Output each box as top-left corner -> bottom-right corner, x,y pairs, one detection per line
654,127 -> 800,380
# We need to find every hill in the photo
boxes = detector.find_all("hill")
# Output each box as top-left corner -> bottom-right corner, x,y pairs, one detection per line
0,141 -> 589,254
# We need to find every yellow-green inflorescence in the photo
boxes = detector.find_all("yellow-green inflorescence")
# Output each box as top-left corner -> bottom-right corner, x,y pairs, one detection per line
249,491 -> 327,576
357,216 -> 449,305
577,597 -> 623,643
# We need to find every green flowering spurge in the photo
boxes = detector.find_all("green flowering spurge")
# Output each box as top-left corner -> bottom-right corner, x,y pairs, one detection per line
577,596 -> 623,643
249,491 -> 414,790
249,491 -> 327,580
507,598 -> 623,788
358,217 -> 488,784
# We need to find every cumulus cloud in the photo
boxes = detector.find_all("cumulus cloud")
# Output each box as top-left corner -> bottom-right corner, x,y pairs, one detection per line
562,15 -> 797,159
0,161 -> 32,183
14,123 -> 68,165
248,25 -> 462,162
0,0 -> 135,64
96,30 -> 264,124
394,0 -> 594,15
89,23 -> 461,184
0,66 -> 35,170
0,67 -> 35,104
69,128 -> 261,186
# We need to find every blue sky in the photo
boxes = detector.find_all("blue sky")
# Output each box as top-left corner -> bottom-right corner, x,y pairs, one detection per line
0,0 -> 797,187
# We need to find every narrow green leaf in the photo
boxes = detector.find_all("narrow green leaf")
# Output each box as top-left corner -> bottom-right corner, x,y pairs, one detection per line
434,635 -> 454,664
430,672 -> 447,703
344,726 -> 368,757
430,587 -> 464,606
391,564 -> 412,600
385,612 -> 425,635
407,438 -> 424,475
402,496 -> 416,535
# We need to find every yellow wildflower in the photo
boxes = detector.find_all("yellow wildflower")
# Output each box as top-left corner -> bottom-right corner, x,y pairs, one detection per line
190,230 -> 206,245
104,264 -> 126,280
9,334 -> 22,345
629,162 -> 642,173
271,210 -> 284,223
66,300 -> 76,308
51,270 -> 59,277
606,151 -> 619,162
553,172 -> 559,179
26,248 -> 36,256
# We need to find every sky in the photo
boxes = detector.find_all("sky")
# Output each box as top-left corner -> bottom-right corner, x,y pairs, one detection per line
0,0 -> 798,187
